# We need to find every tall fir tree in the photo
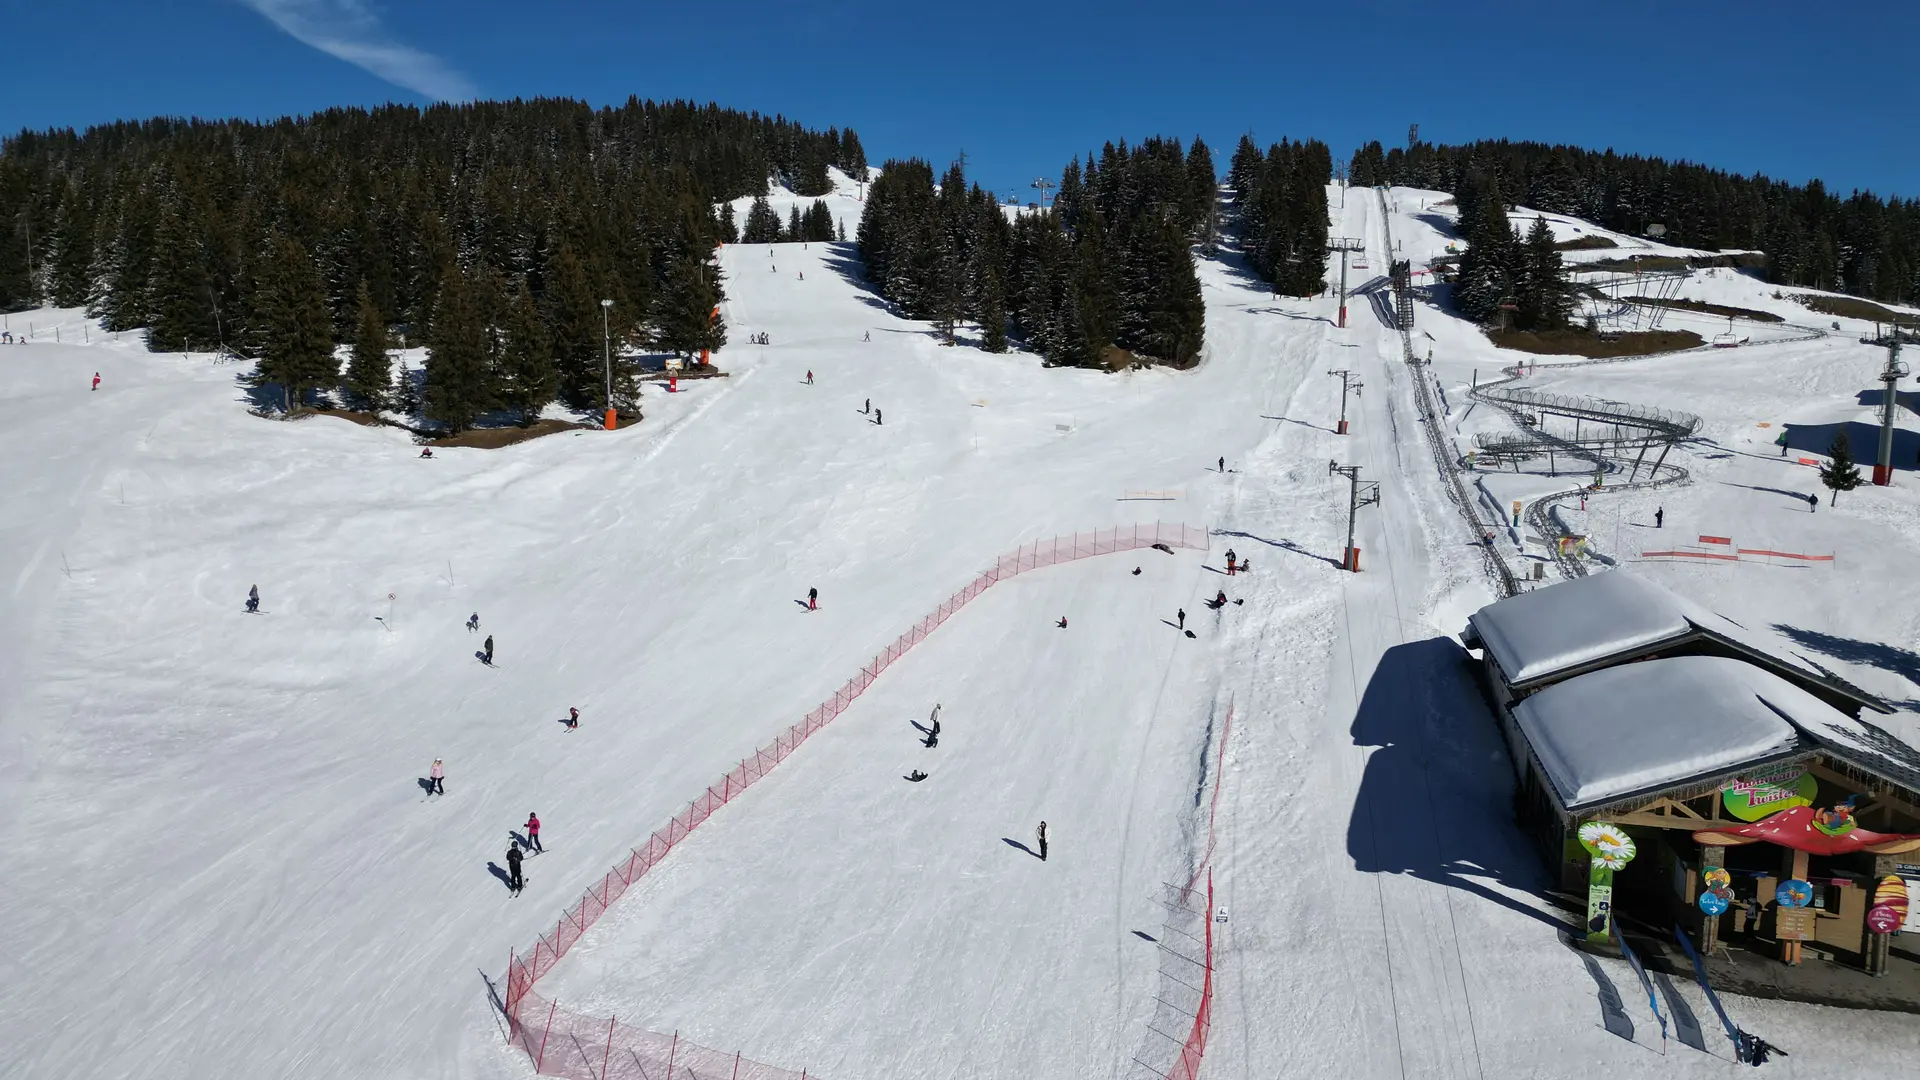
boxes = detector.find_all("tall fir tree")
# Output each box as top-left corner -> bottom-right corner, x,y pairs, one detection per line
497,281 -> 557,424
423,263 -> 494,432
652,247 -> 726,366
343,279 -> 391,410
544,245 -> 604,409
742,196 -> 781,244
145,200 -> 219,352
249,234 -> 337,412
1820,429 -> 1863,505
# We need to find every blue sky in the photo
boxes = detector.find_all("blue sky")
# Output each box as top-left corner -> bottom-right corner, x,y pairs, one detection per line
2,0 -> 1912,202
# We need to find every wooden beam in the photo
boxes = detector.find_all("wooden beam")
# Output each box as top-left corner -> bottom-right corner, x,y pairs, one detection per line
1600,811 -> 1716,832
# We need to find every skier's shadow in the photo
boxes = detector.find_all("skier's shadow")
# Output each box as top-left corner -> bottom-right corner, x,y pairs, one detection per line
793,600 -> 811,610
485,862 -> 514,891
909,720 -> 932,735
415,777 -> 434,794
509,830 -> 532,850
1001,838 -> 1043,859
1160,619 -> 1184,630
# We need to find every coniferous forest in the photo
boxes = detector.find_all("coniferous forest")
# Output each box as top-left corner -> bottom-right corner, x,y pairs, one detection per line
0,98 -> 867,430
856,137 -> 1218,368
1350,138 -> 1920,305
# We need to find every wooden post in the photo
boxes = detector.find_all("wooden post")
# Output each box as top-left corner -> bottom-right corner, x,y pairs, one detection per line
1698,843 -> 1725,956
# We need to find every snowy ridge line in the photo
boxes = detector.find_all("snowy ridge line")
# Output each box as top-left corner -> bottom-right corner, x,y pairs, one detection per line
501,523 -> 1212,1080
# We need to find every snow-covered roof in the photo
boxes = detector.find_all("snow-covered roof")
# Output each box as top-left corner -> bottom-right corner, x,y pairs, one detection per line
1513,656 -> 1818,810
1468,571 -> 1692,684
1465,570 -> 1889,713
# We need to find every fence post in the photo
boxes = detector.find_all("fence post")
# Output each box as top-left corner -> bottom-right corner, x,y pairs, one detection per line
535,1001 -> 557,1070
667,1031 -> 679,1079
603,1015 -> 616,1080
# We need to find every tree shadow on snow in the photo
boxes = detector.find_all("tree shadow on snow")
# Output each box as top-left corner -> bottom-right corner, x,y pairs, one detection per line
1346,637 -> 1573,933
1853,388 -> 1920,418
1783,420 -> 1920,471
823,243 -> 885,301
1769,624 -> 1920,691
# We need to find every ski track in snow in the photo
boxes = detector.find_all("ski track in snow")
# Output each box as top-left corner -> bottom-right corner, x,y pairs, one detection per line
3,173 -> 1920,1079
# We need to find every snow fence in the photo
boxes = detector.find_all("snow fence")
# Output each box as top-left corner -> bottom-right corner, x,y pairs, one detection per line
503,522 -> 1211,1079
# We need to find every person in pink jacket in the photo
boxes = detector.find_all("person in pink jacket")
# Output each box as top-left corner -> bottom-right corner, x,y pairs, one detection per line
428,758 -> 445,796
523,812 -> 543,853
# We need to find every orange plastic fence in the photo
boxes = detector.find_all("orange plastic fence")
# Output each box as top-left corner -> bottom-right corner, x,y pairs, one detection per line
503,523 -> 1211,1078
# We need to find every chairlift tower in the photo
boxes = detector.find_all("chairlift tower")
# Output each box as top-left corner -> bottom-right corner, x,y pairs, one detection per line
1031,177 -> 1055,210
1328,369 -> 1363,434
1327,237 -> 1366,328
1329,461 -> 1380,571
1863,330 -> 1910,485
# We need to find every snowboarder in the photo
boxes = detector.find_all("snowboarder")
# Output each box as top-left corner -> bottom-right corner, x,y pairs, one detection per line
467,612 -> 480,633
1177,608 -> 1186,629
906,769 -> 928,782
1807,493 -> 1818,514
419,447 -> 434,458
1213,589 -> 1227,608
806,370 -> 814,384
1131,566 -> 1142,576
246,585 -> 259,614
566,706 -> 579,730
1151,542 -> 1174,555
863,398 -> 870,414
1036,821 -> 1049,861
91,372 -> 100,391
1056,616 -> 1068,628
428,758 -> 445,796
524,812 -> 543,853
506,843 -> 524,894
483,635 -> 495,665
1654,507 -> 1664,529
807,587 -> 818,611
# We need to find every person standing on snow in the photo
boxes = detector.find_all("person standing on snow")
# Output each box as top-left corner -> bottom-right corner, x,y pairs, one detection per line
1654,507 -> 1664,529
863,398 -> 870,414
1225,549 -> 1237,575
928,703 -> 941,727
467,612 -> 479,633
875,408 -> 882,425
1036,821 -> 1049,861
806,370 -> 814,384
1177,608 -> 1186,629
428,758 -> 445,795
524,812 -> 543,853
505,844 -> 524,894
863,331 -> 871,342
482,635 -> 495,665
246,585 -> 259,614
566,707 -> 579,731
92,372 -> 101,391
808,587 -> 818,611
1218,456 -> 1225,473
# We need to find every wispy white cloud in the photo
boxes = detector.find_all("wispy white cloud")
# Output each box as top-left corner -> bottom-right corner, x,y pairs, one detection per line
240,0 -> 477,101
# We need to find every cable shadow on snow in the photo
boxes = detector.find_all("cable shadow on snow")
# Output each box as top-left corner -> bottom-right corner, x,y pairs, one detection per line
1346,637 -> 1572,933
1213,529 -> 1342,569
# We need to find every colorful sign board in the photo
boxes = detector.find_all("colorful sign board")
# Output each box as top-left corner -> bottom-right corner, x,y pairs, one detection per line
1721,766 -> 1817,822
1868,905 -> 1903,934
1774,908 -> 1817,942
1776,879 -> 1814,908
1698,890 -> 1730,916
1578,823 -> 1637,942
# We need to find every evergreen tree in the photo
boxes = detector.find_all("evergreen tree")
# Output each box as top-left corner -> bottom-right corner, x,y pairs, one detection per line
652,247 -> 726,367
544,245 -> 603,409
717,203 -> 739,245
1453,175 -> 1518,325
343,279 -> 391,410
145,200 -> 219,351
742,196 -> 781,244
497,280 -> 557,424
249,234 -> 337,412
1138,213 -> 1205,365
836,219 -> 846,242
787,204 -> 803,243
1820,429 -> 1863,504
423,263 -> 494,432
1068,207 -> 1118,366
1513,216 -> 1573,330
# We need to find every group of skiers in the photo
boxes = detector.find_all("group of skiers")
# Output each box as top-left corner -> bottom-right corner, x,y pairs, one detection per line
862,399 -> 882,425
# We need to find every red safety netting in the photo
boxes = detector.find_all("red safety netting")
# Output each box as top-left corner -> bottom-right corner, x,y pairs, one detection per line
1166,871 -> 1214,1080
504,523 -> 1210,1078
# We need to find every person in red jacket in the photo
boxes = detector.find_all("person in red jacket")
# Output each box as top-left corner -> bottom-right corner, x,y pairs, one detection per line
523,812 -> 543,853
91,372 -> 101,391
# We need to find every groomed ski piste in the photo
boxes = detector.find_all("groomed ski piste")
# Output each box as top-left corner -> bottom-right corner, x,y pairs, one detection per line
4,168 -> 1920,1079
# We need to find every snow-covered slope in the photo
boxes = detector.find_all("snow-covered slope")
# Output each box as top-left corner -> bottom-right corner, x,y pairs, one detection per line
4,179 -> 1918,1080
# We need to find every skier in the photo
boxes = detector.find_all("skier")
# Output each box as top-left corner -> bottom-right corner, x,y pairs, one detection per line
806,370 -> 814,384
807,587 -> 818,611
92,372 -> 100,391
1056,616 -> 1068,628
566,706 -> 579,731
246,585 -> 259,614
1654,506 -> 1664,529
863,331 -> 871,342
875,408 -> 882,425
524,812 -> 543,853
1807,492 -> 1818,513
505,843 -> 524,894
467,612 -> 479,633
483,635 -> 495,665
428,758 -> 445,796
1218,456 -> 1225,473
1036,821 -> 1049,861
1225,548 -> 1237,575
1177,608 -> 1186,629
798,271 -> 804,280
1777,431 -> 1790,456
863,398 -> 870,414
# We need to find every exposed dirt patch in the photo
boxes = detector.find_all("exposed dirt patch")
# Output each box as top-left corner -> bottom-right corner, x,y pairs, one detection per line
1624,296 -> 1784,322
311,408 -> 393,427
1794,293 -> 1919,326
1487,327 -> 1704,357
430,417 -> 597,449
1555,235 -> 1618,251
1580,252 -> 1768,273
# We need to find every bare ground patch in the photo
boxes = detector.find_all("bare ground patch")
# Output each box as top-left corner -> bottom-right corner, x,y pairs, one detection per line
1487,327 -> 1704,357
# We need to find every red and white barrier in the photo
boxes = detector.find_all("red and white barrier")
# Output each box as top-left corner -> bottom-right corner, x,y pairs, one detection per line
504,523 -> 1211,1078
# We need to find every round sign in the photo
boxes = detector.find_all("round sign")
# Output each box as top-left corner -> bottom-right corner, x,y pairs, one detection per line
1867,904 -> 1903,934
1577,822 -> 1637,870
1702,868 -> 1731,891
1698,890 -> 1730,916
1776,879 -> 1814,908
